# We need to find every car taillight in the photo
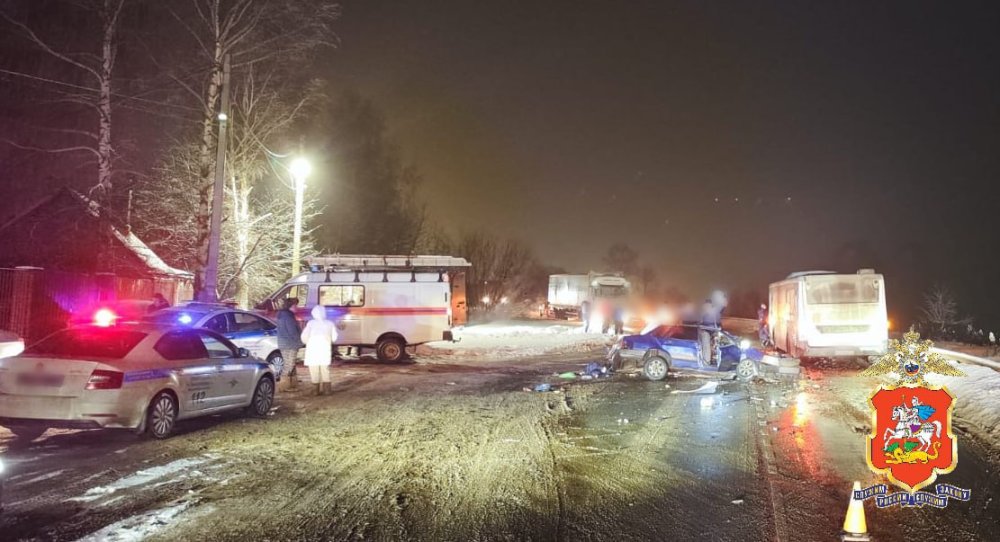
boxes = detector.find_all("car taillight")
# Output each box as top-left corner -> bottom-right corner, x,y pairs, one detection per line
86,370 -> 123,390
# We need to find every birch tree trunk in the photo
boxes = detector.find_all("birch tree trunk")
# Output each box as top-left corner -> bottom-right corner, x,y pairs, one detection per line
193,43 -> 225,297
94,0 -> 121,202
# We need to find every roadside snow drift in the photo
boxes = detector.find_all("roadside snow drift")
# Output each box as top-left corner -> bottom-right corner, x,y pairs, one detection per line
418,321 -> 613,361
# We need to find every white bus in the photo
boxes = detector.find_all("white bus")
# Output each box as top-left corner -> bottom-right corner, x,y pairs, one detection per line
258,255 -> 470,362
768,269 -> 888,359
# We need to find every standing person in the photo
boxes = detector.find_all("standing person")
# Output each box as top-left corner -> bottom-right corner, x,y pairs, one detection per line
300,305 -> 337,396
149,293 -> 169,312
757,304 -> 771,347
699,300 -> 717,366
599,300 -> 611,334
276,298 -> 304,392
613,305 -> 625,335
580,301 -> 591,333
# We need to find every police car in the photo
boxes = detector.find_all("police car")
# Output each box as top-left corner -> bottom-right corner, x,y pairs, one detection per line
142,304 -> 286,375
0,320 -> 275,440
0,330 -> 24,359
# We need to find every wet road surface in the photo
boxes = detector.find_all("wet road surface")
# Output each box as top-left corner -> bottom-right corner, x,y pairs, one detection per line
1,352 -> 998,541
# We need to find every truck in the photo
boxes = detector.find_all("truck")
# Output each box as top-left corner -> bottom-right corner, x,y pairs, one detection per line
547,272 -> 631,319
768,269 -> 888,359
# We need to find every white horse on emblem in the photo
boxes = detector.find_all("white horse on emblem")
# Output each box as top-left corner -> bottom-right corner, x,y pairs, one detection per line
883,405 -> 941,452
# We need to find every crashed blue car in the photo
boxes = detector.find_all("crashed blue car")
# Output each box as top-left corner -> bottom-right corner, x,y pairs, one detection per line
607,323 -> 759,381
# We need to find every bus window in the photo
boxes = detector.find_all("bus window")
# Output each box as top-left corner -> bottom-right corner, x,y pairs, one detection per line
806,279 -> 879,304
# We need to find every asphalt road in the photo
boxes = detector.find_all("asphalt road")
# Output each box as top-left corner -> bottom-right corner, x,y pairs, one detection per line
1,351 -> 998,541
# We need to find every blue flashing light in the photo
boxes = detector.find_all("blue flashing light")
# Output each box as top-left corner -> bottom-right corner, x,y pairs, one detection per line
178,313 -> 193,325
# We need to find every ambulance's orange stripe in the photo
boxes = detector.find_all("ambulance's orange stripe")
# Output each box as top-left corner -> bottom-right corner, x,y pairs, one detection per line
295,307 -> 448,316
349,307 -> 448,315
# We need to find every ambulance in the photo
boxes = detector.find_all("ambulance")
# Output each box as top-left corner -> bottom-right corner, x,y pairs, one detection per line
257,255 -> 471,362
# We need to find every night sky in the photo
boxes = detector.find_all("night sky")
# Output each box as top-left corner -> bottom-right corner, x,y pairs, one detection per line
320,0 -> 1000,328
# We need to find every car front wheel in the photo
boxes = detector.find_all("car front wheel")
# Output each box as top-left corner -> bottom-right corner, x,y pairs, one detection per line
643,356 -> 670,381
147,391 -> 178,439
247,377 -> 274,417
736,358 -> 757,381
266,351 -> 284,379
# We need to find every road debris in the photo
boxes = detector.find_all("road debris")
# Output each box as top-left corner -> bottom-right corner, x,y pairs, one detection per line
670,381 -> 719,395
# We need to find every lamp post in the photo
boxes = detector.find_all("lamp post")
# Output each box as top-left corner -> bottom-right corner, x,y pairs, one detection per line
289,157 -> 311,276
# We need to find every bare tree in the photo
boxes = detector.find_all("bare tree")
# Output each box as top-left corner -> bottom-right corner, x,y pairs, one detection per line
0,0 -> 128,202
921,284 -> 971,339
224,70 -> 311,305
301,89 -> 427,255
637,265 -> 658,296
453,232 -> 536,310
161,0 -> 340,296
603,243 -> 639,277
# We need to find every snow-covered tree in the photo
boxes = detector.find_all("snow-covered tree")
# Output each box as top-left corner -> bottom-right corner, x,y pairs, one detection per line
132,71 -> 318,306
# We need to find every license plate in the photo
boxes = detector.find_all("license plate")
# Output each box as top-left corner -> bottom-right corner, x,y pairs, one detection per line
17,373 -> 65,387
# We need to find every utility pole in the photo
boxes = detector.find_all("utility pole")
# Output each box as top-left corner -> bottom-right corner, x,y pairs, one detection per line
201,54 -> 231,302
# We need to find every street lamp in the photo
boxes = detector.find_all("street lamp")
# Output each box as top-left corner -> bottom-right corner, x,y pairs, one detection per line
290,157 -> 311,276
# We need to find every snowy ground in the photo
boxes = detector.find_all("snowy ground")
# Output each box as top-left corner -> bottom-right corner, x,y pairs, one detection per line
928,361 -> 1000,443
417,320 -> 615,362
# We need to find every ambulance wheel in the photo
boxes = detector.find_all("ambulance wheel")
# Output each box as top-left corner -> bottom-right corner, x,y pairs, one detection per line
7,425 -> 46,441
643,356 -> 670,381
147,391 -> 178,439
376,337 -> 406,363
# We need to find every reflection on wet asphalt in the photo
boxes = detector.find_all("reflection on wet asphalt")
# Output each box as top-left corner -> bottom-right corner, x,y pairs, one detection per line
549,373 -> 773,541
758,361 -> 1000,542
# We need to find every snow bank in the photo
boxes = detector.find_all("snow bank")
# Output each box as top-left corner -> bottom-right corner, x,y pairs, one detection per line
69,456 -> 211,503
74,501 -> 195,542
418,321 -> 613,361
927,364 -> 1000,443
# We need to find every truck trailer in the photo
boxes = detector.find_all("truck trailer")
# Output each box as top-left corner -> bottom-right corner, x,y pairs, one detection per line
547,272 -> 630,319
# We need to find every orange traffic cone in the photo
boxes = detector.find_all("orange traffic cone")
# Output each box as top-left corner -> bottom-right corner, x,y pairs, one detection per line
841,481 -> 871,541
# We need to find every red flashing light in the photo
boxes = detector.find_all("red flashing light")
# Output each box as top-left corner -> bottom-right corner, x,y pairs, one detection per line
94,308 -> 117,327
86,369 -> 123,390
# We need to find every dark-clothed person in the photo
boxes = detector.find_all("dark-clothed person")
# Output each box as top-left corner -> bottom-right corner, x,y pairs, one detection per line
276,297 -> 304,391
149,293 -> 169,312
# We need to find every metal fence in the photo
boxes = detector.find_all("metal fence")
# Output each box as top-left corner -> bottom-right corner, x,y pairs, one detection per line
0,269 -> 15,332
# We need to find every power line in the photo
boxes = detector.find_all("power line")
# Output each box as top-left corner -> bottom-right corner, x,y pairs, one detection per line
0,66 -> 202,112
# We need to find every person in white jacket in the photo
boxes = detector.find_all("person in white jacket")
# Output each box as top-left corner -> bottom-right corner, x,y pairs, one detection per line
300,305 -> 337,395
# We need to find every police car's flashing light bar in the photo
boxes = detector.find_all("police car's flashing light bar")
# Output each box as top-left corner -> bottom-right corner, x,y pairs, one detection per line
177,313 -> 194,325
93,308 -> 117,327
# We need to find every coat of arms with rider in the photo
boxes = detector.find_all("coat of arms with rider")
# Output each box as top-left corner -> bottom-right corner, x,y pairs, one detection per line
861,331 -> 964,493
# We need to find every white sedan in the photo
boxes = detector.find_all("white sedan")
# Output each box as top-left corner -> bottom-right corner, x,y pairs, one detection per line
0,323 -> 275,440
0,330 -> 24,359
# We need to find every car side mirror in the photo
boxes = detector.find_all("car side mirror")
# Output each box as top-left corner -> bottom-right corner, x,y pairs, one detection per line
237,347 -> 251,358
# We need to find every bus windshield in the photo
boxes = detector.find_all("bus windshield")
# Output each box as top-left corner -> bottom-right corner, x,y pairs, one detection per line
805,277 -> 880,304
